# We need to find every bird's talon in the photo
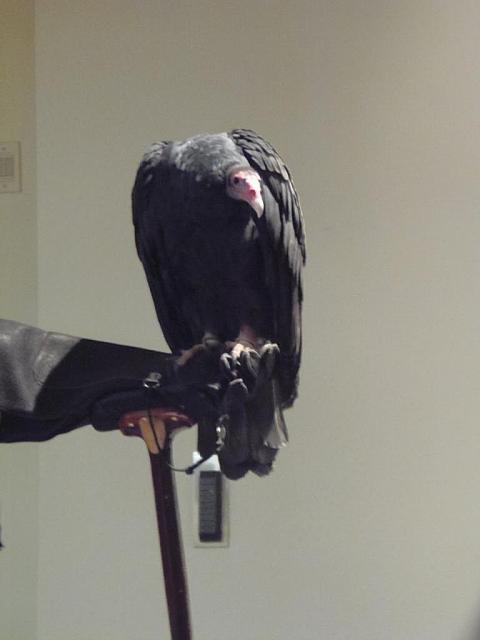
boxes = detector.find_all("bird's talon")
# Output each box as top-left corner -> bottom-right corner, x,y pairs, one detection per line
240,349 -> 260,376
220,352 -> 237,378
177,343 -> 206,366
259,342 -> 279,378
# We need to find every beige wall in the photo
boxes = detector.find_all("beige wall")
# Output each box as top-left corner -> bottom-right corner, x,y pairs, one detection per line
0,2 -> 38,640
1,1 -> 480,639
0,3 -> 37,319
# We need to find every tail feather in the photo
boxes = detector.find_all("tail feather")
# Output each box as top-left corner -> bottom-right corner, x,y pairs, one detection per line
244,378 -> 288,474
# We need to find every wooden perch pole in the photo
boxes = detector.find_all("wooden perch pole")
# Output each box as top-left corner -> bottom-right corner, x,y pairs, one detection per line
120,409 -> 194,640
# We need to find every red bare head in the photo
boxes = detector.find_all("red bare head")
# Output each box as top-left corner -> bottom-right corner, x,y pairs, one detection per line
226,168 -> 264,217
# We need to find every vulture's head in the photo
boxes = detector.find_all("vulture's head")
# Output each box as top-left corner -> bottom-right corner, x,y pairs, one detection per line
226,166 -> 264,218
174,133 -> 264,217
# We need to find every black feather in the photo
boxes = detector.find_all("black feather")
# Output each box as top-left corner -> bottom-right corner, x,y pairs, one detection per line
230,129 -> 305,406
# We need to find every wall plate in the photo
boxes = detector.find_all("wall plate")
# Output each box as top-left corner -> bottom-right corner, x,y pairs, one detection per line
192,453 -> 229,548
0,142 -> 21,193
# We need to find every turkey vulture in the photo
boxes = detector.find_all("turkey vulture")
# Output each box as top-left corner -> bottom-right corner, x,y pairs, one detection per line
132,129 -> 305,476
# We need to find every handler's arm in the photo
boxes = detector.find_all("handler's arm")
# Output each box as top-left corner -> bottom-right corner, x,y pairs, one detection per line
0,319 -> 179,442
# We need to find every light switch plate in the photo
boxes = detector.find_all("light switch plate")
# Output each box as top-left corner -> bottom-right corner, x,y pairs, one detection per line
0,142 -> 21,193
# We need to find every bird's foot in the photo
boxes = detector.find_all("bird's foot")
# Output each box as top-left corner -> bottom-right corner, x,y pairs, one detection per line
220,340 -> 280,394
177,343 -> 206,366
177,333 -> 223,366
220,340 -> 260,387
226,339 -> 260,369
227,339 -> 259,361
